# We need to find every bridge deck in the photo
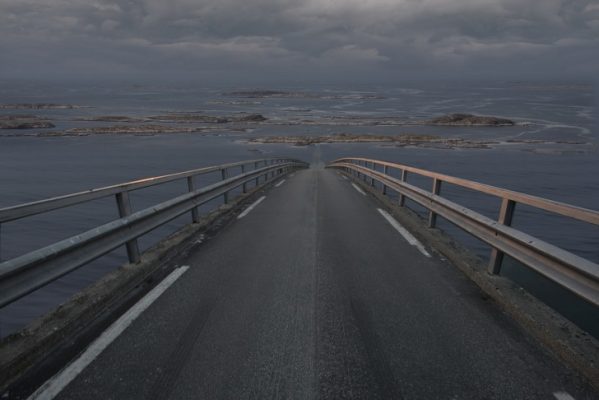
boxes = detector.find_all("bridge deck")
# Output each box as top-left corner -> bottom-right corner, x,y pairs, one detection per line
44,168 -> 595,399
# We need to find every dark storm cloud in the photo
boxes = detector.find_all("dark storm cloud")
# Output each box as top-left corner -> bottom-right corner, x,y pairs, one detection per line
1,0 -> 598,81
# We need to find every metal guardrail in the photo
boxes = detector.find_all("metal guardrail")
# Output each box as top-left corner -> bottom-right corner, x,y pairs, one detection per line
328,157 -> 599,307
0,158 -> 309,307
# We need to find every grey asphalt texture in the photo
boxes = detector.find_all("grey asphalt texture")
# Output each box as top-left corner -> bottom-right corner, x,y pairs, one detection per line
56,166 -> 598,399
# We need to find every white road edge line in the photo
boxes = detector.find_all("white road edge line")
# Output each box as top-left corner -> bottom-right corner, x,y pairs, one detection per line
274,179 -> 286,188
28,265 -> 190,400
237,196 -> 266,219
553,392 -> 576,400
351,183 -> 366,196
377,209 -> 431,258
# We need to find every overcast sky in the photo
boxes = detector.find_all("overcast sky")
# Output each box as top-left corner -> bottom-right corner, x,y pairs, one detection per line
1,0 -> 598,83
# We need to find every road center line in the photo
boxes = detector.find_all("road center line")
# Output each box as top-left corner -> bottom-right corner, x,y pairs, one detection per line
377,209 -> 431,258
274,179 -> 286,188
351,183 -> 366,196
29,265 -> 190,400
237,196 -> 266,219
341,175 -> 349,181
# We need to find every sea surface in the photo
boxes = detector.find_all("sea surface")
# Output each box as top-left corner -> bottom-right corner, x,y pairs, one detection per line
0,81 -> 597,338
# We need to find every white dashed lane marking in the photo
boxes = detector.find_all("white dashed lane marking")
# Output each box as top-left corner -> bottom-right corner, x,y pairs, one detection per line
553,392 -> 576,400
351,183 -> 366,196
29,266 -> 190,400
377,209 -> 431,257
237,196 -> 267,219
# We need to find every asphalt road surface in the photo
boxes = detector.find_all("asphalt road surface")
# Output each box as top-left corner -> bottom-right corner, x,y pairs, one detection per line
44,166 -> 597,400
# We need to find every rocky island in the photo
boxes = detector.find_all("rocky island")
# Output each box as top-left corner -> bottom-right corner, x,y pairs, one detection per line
425,113 -> 515,126
261,113 -> 515,127
75,113 -> 268,124
0,103 -> 84,110
75,116 -> 146,123
0,115 -> 55,129
30,124 -> 249,137
58,111 -> 516,130
37,125 -> 199,136
246,133 -> 496,149
224,90 -> 385,100
148,113 -> 267,123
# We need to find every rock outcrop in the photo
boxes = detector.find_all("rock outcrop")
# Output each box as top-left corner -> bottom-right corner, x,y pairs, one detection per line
237,114 -> 268,122
224,90 -> 385,100
149,115 -> 229,123
426,114 -> 514,126
226,90 -> 289,98
75,116 -> 145,123
0,103 -> 83,110
43,125 -> 201,136
247,133 -> 496,149
26,124 -> 248,137
0,115 -> 55,129
148,114 -> 267,123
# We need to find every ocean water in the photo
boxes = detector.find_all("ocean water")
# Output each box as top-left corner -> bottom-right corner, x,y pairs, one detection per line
0,81 -> 597,337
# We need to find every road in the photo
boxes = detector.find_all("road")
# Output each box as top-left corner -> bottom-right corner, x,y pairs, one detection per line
38,165 -> 596,399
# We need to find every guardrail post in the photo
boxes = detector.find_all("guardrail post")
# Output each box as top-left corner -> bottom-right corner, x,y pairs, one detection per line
187,176 -> 200,223
241,165 -> 247,193
399,170 -> 408,206
370,163 -> 376,187
428,178 -> 442,228
254,162 -> 260,186
221,168 -> 229,203
382,165 -> 389,194
263,160 -> 269,182
115,192 -> 141,264
488,199 -> 516,274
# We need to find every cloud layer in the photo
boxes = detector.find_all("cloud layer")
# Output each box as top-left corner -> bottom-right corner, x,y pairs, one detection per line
1,0 -> 598,82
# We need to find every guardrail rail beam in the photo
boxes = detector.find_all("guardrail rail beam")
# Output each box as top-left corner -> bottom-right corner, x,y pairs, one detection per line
0,158 -> 309,308
327,157 -> 599,308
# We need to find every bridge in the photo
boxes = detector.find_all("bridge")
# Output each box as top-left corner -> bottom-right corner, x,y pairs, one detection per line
0,156 -> 598,399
